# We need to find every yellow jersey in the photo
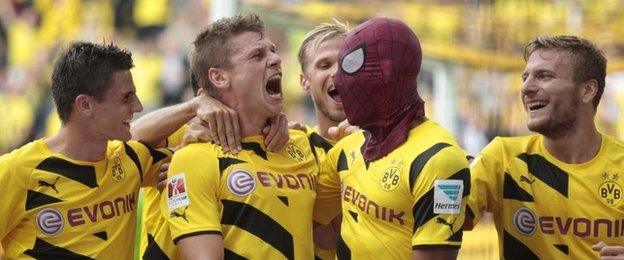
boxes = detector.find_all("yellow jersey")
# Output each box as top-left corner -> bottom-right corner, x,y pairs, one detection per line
0,139 -> 170,259
468,134 -> 624,259
315,120 -> 470,259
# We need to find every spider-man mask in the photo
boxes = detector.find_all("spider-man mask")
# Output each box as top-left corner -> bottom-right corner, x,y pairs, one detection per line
334,17 -> 425,162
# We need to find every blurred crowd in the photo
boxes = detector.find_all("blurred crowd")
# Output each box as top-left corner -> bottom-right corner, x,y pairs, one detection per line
0,0 -> 215,152
1,0 -> 624,158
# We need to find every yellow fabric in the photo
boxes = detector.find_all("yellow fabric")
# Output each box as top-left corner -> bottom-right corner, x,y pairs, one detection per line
139,124 -> 187,258
150,130 -> 318,259
315,120 -> 470,259
0,139 -> 170,259
468,134 -> 624,259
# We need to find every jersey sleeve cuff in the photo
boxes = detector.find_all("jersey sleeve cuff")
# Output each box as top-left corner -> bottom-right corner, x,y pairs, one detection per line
173,230 -> 222,245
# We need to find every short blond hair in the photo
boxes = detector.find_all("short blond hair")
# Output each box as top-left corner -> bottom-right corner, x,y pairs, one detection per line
189,13 -> 265,95
297,19 -> 348,73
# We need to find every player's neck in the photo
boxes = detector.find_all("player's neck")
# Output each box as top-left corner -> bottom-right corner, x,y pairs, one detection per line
45,124 -> 108,162
238,112 -> 269,138
316,112 -> 340,141
542,122 -> 601,164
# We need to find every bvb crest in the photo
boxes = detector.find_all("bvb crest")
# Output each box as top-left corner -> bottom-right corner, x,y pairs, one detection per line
111,157 -> 125,182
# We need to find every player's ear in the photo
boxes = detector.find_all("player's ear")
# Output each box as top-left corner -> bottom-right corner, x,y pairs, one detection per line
74,94 -> 94,117
580,79 -> 598,106
300,73 -> 310,91
209,68 -> 229,89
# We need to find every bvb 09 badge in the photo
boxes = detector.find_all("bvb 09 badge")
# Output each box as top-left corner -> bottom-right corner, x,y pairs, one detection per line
111,157 -> 125,182
598,173 -> 621,206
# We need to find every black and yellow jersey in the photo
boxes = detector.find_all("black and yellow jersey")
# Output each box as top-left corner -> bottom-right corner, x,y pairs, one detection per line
156,129 -> 319,259
140,125 -> 187,259
468,134 -> 624,259
304,125 -> 338,260
0,139 -> 170,259
315,119 -> 470,259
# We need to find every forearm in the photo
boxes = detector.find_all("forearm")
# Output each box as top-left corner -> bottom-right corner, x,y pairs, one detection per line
131,98 -> 198,147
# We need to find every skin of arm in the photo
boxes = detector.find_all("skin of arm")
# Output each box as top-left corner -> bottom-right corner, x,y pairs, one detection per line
412,248 -> 458,260
177,234 -> 224,260
132,90 -> 243,151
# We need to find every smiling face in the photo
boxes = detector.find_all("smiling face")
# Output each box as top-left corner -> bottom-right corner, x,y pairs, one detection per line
301,36 -> 346,123
521,49 -> 581,138
91,70 -> 143,141
223,31 -> 283,117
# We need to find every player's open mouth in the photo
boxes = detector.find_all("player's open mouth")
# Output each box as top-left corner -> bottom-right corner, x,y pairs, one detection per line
327,85 -> 341,103
266,74 -> 282,99
526,100 -> 548,112
122,118 -> 132,126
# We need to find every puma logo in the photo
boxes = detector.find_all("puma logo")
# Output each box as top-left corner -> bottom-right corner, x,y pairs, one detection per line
520,175 -> 535,184
437,217 -> 457,234
38,177 -> 60,193
170,207 -> 188,222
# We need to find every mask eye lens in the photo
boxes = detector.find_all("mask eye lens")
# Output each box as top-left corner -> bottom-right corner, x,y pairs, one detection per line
341,46 -> 365,74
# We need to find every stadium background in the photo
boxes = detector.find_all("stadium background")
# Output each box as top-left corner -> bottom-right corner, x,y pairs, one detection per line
1,0 -> 624,259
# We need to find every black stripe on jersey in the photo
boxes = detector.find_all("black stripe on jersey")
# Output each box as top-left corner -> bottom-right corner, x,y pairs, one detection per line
218,157 -> 246,175
173,231 -> 222,245
503,230 -> 538,260
412,168 -> 468,233
137,141 -> 169,164
221,199 -> 294,259
337,150 -> 348,172
503,173 -> 534,202
26,190 -> 63,210
124,143 -> 144,181
224,248 -> 248,260
309,132 -> 333,153
241,142 -> 267,160
36,157 -> 98,188
336,234 -> 351,260
143,234 -> 169,260
554,244 -> 569,255
447,229 -> 462,242
277,196 -> 289,206
408,143 -> 452,192
23,237 -> 93,259
412,244 -> 461,250
92,231 -> 107,241
517,153 -> 569,197
348,210 -> 358,222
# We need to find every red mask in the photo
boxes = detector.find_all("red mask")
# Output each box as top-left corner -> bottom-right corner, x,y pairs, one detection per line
334,17 -> 425,161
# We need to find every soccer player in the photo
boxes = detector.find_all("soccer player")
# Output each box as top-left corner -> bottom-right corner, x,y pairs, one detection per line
297,19 -> 352,259
314,18 -> 470,259
145,13 -> 319,259
466,35 -> 624,259
0,42 -> 175,258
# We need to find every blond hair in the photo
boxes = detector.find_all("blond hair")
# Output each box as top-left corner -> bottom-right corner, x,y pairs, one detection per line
297,19 -> 348,73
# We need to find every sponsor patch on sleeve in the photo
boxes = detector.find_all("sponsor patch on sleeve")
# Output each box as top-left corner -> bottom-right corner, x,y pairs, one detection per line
167,174 -> 189,211
433,179 -> 464,215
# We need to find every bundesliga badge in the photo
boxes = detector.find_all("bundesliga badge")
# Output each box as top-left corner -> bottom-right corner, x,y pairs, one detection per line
168,174 -> 189,211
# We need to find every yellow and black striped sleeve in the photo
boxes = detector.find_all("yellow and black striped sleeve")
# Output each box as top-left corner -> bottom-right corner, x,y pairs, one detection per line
466,137 -> 504,229
410,144 -> 470,248
313,145 -> 343,226
160,143 -> 222,244
124,141 -> 172,187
